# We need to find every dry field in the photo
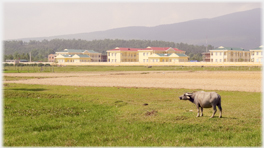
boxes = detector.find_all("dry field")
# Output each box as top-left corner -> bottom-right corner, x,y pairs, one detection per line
4,71 -> 262,92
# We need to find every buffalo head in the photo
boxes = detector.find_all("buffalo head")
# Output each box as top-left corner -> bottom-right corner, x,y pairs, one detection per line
179,93 -> 193,100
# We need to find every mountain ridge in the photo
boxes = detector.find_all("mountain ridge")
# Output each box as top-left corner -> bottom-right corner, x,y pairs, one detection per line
8,8 -> 261,49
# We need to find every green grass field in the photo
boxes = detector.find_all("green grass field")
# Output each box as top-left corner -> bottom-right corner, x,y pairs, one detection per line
4,83 -> 261,146
3,65 -> 262,73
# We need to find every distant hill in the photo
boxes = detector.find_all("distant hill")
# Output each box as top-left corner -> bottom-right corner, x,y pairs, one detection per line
10,8 -> 261,50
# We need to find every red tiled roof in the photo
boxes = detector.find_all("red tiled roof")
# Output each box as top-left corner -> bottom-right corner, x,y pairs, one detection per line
146,47 -> 183,51
108,47 -> 144,51
108,47 -> 183,51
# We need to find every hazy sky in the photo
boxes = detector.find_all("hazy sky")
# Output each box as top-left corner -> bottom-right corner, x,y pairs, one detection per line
3,1 -> 262,40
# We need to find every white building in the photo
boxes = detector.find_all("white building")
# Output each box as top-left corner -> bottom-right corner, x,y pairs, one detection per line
250,45 -> 263,62
209,46 -> 250,62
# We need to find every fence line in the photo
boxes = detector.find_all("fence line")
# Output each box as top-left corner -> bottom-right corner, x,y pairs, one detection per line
3,62 -> 262,67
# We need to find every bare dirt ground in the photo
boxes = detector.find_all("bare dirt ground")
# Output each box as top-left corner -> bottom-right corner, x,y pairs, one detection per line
4,71 -> 262,92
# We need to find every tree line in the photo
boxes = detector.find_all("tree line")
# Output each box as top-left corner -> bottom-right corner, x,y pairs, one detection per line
4,39 -> 214,62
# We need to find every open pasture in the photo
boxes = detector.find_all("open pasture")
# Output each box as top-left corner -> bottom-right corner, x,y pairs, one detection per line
4,83 -> 261,146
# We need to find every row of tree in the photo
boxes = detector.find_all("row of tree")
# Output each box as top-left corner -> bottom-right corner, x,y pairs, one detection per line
4,39 -> 214,62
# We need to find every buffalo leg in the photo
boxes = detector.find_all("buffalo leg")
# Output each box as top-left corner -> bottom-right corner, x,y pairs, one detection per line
217,105 -> 222,118
196,106 -> 200,117
200,107 -> 203,117
211,105 -> 217,118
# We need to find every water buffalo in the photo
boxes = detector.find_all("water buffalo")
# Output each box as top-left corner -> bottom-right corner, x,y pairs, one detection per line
179,91 -> 222,118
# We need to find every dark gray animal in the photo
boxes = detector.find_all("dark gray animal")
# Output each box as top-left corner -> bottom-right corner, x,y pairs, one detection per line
179,91 -> 222,118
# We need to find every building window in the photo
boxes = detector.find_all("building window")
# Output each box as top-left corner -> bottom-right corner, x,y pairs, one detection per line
220,59 -> 222,62
220,52 -> 222,56
143,59 -> 145,62
146,59 -> 148,62
215,59 -> 217,62
143,53 -> 145,56
146,53 -> 148,56
156,59 -> 158,62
